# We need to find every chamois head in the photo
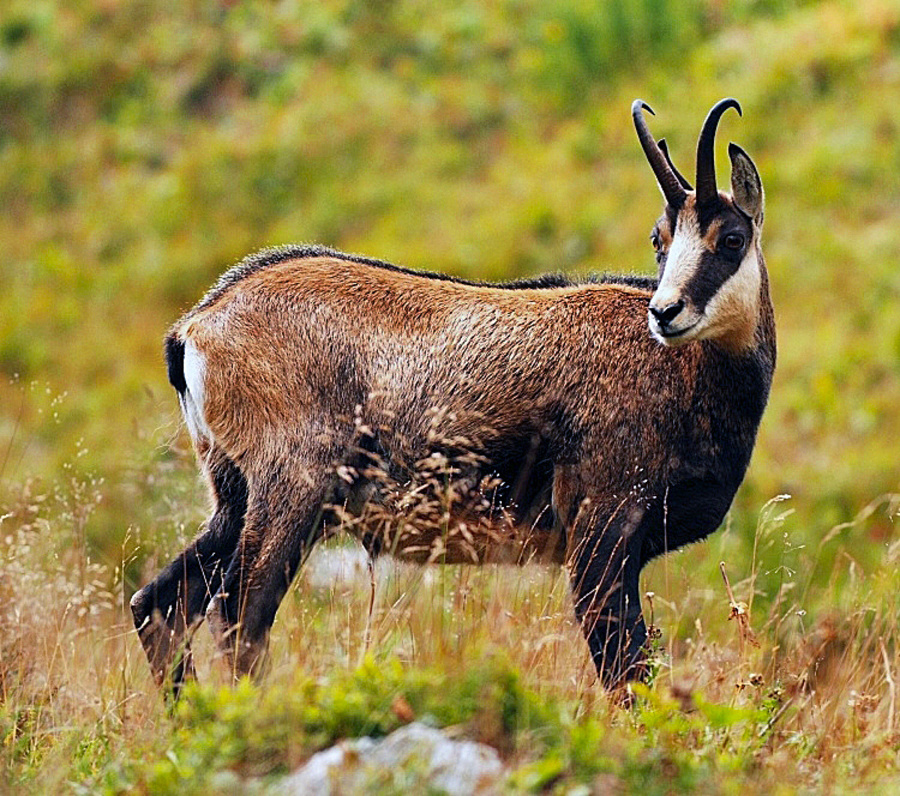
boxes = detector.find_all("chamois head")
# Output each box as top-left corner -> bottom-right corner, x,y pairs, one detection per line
633,99 -> 765,352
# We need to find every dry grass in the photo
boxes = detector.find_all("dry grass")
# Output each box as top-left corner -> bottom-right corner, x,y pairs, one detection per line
0,404 -> 896,791
1,448 -> 897,791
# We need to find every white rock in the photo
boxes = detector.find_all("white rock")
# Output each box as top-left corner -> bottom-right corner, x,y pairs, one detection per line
302,545 -> 372,589
278,722 -> 504,795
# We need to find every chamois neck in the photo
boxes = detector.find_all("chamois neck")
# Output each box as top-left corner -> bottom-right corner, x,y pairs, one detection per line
710,246 -> 774,358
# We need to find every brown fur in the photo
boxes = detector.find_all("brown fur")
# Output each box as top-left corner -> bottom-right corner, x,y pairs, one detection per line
131,101 -> 776,696
182,263 -> 683,462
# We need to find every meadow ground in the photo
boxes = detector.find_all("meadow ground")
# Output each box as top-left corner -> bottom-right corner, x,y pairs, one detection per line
1,452 -> 899,792
1,0 -> 899,791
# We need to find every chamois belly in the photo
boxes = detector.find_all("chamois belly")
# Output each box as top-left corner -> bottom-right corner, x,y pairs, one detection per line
333,429 -> 565,566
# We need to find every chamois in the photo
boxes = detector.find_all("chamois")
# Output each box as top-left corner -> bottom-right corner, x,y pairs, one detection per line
131,99 -> 775,694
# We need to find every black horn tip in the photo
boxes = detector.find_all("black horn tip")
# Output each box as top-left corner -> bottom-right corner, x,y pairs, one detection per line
714,97 -> 742,118
633,99 -> 688,207
632,99 -> 655,117
696,98 -> 744,203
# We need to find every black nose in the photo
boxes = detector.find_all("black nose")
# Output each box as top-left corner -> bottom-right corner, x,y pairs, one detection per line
649,299 -> 685,326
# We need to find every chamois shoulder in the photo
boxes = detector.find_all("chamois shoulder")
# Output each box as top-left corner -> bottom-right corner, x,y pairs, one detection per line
187,244 -> 657,316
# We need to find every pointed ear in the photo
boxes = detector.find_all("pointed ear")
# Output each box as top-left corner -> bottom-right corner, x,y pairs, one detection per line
729,142 -> 764,226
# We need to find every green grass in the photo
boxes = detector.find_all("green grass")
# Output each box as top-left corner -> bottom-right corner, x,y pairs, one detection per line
1,0 -> 899,791
2,0 -> 899,554
1,467 -> 899,793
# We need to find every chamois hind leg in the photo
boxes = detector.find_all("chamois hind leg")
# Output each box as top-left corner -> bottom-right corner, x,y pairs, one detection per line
130,447 -> 247,691
206,460 -> 332,680
567,501 -> 649,693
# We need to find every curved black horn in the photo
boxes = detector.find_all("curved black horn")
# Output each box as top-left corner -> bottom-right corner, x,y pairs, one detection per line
695,98 -> 742,205
657,138 -> 693,191
632,100 -> 687,208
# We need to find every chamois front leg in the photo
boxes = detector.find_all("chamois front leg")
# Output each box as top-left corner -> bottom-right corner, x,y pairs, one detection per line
131,448 -> 246,692
566,499 -> 649,692
206,460 -> 332,680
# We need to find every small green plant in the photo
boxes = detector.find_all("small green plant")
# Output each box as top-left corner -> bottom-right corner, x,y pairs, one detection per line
96,655 -> 555,793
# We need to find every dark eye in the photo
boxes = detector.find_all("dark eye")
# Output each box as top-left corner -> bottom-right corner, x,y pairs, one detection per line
722,233 -> 744,251
650,232 -> 661,252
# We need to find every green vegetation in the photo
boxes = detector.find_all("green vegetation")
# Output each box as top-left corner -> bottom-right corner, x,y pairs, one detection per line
1,0 -> 899,791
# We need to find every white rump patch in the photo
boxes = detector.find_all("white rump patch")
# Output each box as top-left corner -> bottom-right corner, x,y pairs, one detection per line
181,338 -> 212,443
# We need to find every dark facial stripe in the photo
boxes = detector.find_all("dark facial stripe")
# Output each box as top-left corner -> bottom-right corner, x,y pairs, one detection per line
665,204 -> 679,231
684,248 -> 742,313
680,204 -> 753,312
697,198 -> 726,236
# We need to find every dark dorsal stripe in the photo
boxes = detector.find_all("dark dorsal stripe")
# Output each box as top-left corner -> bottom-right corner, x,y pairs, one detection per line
191,244 -> 658,315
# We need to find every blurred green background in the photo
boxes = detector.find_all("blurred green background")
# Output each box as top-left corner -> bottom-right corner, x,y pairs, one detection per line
1,0 -> 898,588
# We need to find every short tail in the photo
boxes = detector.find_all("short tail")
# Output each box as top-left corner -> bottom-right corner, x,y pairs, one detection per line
165,332 -> 211,444
165,335 -> 187,396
